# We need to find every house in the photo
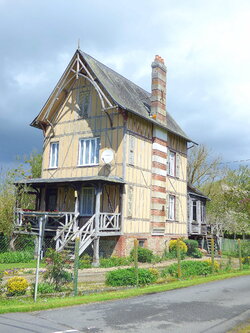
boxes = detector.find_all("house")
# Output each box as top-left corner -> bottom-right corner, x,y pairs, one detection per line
187,183 -> 209,247
15,49 -> 195,264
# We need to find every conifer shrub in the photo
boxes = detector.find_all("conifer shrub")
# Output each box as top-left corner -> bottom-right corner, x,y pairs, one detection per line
6,276 -> 29,296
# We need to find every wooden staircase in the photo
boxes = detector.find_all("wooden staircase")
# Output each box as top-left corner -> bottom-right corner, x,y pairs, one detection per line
205,236 -> 218,254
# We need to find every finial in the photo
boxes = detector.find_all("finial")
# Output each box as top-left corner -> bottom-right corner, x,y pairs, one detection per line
78,39 -> 80,50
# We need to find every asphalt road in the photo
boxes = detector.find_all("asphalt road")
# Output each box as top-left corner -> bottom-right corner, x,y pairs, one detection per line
0,275 -> 250,333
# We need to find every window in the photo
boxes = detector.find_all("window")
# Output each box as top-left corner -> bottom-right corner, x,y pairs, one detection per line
168,195 -> 175,220
77,89 -> 91,118
80,187 -> 94,216
78,137 -> 100,166
192,200 -> 197,222
49,142 -> 59,168
138,239 -> 145,247
168,151 -> 176,176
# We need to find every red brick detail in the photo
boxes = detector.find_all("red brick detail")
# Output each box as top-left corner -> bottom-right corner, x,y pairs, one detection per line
152,78 -> 166,88
152,137 -> 168,146
151,100 -> 165,110
151,209 -> 166,216
151,197 -> 166,204
152,174 -> 166,182
151,185 -> 166,193
156,113 -> 167,122
152,150 -> 167,159
152,161 -> 166,170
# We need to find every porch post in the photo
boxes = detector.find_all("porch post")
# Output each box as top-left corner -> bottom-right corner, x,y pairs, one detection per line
92,184 -> 102,267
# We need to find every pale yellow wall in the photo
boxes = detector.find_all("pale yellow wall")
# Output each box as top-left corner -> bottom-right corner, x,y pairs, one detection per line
166,133 -> 188,236
42,77 -> 125,179
123,114 -> 152,234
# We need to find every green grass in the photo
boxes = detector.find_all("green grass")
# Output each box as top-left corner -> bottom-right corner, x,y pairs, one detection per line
0,261 -> 45,271
0,269 -> 249,314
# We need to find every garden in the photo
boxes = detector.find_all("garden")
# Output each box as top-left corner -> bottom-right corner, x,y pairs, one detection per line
0,238 -> 249,303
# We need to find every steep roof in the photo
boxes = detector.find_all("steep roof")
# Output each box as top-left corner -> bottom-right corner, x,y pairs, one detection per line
187,183 -> 210,200
80,50 -> 192,142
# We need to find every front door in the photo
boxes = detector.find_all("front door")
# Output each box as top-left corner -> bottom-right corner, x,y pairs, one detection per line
46,188 -> 58,211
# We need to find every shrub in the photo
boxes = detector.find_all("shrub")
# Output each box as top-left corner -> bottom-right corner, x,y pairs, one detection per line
191,248 -> 203,258
242,256 -> 250,265
148,268 -> 160,280
43,249 -> 72,291
0,271 -> 4,294
169,239 -> 188,253
167,260 -> 215,278
100,256 -> 131,268
241,241 -> 250,257
79,254 -> 92,269
6,276 -> 29,296
130,247 -> 154,263
203,259 -> 219,272
0,251 -> 34,263
31,282 -> 56,295
106,268 -> 157,286
184,239 -> 199,256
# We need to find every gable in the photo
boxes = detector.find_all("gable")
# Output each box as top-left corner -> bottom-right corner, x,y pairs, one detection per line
31,49 -> 193,142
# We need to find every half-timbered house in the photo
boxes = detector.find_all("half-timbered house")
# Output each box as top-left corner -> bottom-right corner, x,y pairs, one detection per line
15,49 -> 195,264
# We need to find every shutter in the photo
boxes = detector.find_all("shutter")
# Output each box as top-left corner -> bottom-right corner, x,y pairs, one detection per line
129,135 -> 135,165
176,153 -> 180,178
175,196 -> 179,222
166,194 -> 169,219
166,148 -> 170,175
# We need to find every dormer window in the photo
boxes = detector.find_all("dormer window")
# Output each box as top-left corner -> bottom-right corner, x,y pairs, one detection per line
78,137 -> 100,166
49,142 -> 59,168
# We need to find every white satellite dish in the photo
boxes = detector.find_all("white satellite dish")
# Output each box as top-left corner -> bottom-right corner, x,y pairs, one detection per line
101,149 -> 114,164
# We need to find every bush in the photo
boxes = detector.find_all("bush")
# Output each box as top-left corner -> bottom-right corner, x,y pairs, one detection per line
0,271 -> 4,294
0,251 -> 34,263
167,260 -> 215,278
184,239 -> 199,256
130,247 -> 154,263
43,249 -> 72,291
106,268 -> 157,286
203,259 -> 219,271
79,254 -> 92,268
242,256 -> 250,265
31,282 -> 56,295
100,256 -> 131,268
151,255 -> 163,263
241,241 -> 250,257
6,276 -> 29,296
169,239 -> 188,253
191,248 -> 203,258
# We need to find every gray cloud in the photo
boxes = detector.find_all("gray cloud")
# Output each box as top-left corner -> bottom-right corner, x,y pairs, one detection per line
0,0 -> 249,168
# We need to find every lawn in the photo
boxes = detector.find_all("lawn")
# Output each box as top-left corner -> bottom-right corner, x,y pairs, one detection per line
0,261 -> 45,271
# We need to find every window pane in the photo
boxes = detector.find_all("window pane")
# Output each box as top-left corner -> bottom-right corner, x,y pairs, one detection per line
90,139 -> 95,164
85,140 -> 90,165
193,201 -> 197,221
81,188 -> 94,216
50,142 -> 59,168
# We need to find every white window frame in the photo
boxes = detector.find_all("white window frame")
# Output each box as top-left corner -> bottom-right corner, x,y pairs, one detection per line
80,187 -> 95,216
168,151 -> 176,177
78,137 -> 100,166
49,142 -> 59,169
168,195 -> 175,220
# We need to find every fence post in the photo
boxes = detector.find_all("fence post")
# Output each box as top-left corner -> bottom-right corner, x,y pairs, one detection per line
134,239 -> 139,287
211,238 -> 215,274
73,236 -> 80,296
238,239 -> 242,271
177,239 -> 181,279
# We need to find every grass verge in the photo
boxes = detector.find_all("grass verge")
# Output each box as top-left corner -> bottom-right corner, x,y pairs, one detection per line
0,269 -> 249,314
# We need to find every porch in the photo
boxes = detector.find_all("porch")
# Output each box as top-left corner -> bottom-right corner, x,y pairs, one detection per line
14,176 -> 124,262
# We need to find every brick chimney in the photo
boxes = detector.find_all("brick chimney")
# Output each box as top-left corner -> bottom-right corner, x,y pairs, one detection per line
150,55 -> 167,124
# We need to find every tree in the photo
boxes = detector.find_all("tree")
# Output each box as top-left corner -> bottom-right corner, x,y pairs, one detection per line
0,151 -> 42,238
205,166 -> 250,236
187,144 -> 221,189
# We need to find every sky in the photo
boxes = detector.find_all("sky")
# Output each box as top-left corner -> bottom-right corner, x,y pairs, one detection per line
0,0 -> 250,170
